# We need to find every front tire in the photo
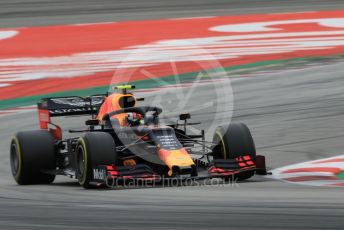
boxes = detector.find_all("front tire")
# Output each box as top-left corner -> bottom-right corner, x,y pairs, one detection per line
76,132 -> 116,188
10,130 -> 56,185
212,123 -> 256,181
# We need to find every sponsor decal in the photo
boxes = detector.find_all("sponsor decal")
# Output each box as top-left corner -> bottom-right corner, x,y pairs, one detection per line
51,98 -> 91,107
93,168 -> 106,180
49,107 -> 92,115
38,110 -> 50,122
50,96 -> 104,107
155,134 -> 180,150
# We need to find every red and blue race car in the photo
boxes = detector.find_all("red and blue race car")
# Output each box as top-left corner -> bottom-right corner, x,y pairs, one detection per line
10,85 -> 267,188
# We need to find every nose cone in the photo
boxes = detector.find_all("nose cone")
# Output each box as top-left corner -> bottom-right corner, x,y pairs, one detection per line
158,148 -> 195,173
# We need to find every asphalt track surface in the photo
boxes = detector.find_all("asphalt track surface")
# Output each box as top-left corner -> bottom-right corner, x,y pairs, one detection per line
1,1 -> 344,230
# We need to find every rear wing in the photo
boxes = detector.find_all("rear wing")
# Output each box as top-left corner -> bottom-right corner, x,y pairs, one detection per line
37,95 -> 105,129
38,95 -> 105,117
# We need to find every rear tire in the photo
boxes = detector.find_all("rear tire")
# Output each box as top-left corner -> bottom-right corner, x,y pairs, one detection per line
76,132 -> 116,188
10,130 -> 56,185
212,123 -> 256,181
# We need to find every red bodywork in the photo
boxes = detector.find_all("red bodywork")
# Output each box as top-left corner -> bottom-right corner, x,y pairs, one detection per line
38,108 -> 62,140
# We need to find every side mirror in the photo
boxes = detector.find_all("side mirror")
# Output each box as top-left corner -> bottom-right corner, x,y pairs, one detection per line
179,113 -> 191,121
85,119 -> 100,126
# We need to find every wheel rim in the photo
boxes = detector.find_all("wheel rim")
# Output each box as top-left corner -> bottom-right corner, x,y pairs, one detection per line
77,146 -> 85,177
10,143 -> 19,176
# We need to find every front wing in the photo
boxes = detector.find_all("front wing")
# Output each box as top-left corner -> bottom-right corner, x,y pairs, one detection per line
90,155 -> 267,187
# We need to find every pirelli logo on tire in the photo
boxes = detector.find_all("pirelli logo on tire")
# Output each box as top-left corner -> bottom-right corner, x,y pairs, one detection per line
93,168 -> 106,181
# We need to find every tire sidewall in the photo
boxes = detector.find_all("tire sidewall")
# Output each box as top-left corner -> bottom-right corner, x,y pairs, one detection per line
76,132 -> 116,188
10,130 -> 56,185
11,137 -> 22,182
76,137 -> 90,187
213,123 -> 256,159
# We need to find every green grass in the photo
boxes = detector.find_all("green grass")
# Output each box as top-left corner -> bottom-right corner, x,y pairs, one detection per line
336,171 -> 344,180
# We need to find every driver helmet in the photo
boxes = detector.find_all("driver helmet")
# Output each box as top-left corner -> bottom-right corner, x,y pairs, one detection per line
127,113 -> 144,126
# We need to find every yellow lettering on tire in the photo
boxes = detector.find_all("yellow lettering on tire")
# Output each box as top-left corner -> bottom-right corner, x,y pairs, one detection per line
13,137 -> 22,181
215,130 -> 227,160
78,138 -> 88,185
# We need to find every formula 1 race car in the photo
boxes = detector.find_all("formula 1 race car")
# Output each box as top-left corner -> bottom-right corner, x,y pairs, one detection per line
10,85 -> 267,188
